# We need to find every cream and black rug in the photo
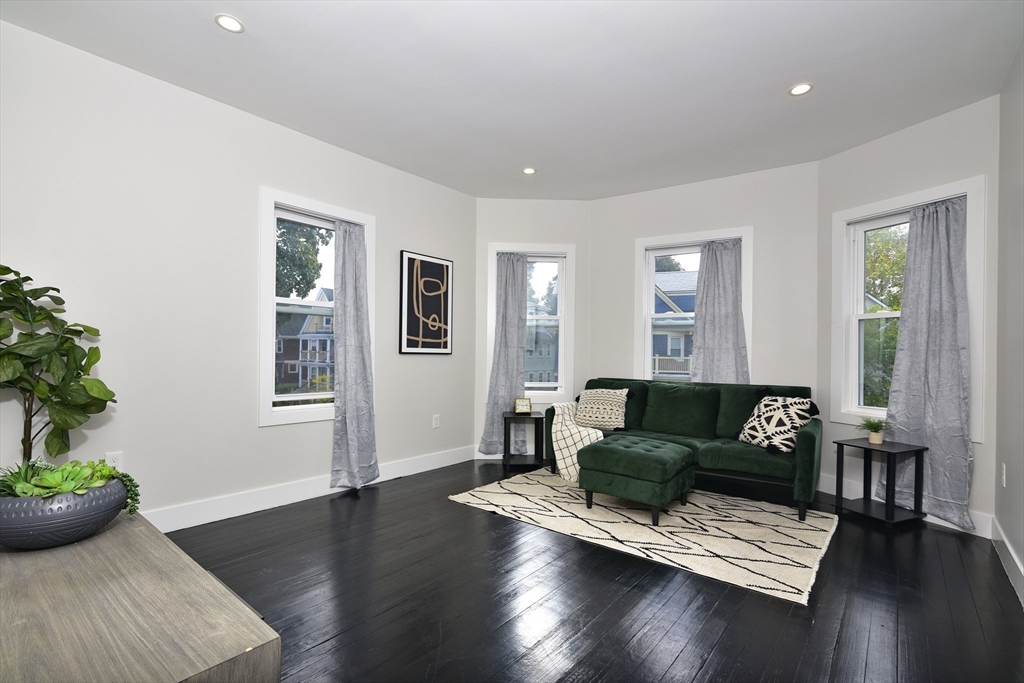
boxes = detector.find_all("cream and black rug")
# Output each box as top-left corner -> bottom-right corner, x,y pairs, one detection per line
450,470 -> 837,605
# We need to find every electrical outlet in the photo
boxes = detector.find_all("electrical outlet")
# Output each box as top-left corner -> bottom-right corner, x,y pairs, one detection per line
1003,463 -> 1007,488
432,414 -> 440,429
105,451 -> 124,470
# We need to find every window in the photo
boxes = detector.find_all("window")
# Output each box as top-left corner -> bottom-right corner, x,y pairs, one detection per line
851,213 -> 908,409
259,188 -> 375,427
487,243 -> 576,404
830,176 -> 985,439
634,228 -> 752,381
525,255 -> 564,393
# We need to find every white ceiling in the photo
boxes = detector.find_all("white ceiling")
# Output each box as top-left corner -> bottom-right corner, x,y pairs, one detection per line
2,1 -> 1021,200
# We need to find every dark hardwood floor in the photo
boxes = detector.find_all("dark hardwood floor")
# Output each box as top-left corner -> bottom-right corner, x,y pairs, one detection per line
167,461 -> 1024,683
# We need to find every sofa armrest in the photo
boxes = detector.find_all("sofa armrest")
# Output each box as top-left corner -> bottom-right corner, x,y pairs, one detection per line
792,418 -> 823,504
545,406 -> 556,464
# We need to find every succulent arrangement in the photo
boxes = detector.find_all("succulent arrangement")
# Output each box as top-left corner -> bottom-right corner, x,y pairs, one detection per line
0,459 -> 139,515
858,417 -> 893,434
0,265 -> 116,462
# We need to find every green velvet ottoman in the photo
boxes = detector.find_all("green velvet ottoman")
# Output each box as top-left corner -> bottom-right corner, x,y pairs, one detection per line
577,434 -> 695,526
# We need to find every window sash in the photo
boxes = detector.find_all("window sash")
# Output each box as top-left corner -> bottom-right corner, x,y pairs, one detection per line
525,255 -> 564,392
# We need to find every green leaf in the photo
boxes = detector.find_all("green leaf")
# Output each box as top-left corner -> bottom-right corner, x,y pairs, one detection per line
80,398 -> 110,415
73,323 -> 100,337
0,318 -> 12,340
4,334 -> 58,358
81,377 -> 115,401
33,381 -> 50,400
23,287 -> 57,299
82,347 -> 101,376
47,402 -> 90,430
0,354 -> 24,383
64,343 -> 87,372
42,352 -> 67,384
63,383 -> 93,405
42,295 -> 65,306
0,265 -> 14,276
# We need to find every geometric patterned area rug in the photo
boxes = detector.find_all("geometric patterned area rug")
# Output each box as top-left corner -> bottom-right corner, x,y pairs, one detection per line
450,470 -> 838,605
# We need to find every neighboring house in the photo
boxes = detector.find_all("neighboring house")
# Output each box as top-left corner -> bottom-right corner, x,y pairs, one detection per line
652,270 -> 697,379
276,288 -> 334,393
525,300 -> 558,385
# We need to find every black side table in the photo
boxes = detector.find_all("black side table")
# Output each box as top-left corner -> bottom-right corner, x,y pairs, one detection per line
834,437 -> 927,526
502,411 -> 545,473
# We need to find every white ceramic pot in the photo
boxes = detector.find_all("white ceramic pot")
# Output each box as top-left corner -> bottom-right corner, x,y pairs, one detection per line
868,431 -> 884,445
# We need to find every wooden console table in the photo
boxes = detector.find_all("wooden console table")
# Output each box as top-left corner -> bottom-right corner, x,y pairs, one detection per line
1,512 -> 280,682
834,437 -> 927,527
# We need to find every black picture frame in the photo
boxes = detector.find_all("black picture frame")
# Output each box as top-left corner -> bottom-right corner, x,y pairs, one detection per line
399,250 -> 453,354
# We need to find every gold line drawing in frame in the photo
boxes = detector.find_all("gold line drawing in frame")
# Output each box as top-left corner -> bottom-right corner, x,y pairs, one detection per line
400,250 -> 453,354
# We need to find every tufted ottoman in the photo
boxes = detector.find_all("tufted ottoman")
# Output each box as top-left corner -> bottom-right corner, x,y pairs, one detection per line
577,434 -> 695,526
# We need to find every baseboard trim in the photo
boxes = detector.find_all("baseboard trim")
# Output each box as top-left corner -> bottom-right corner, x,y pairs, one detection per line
992,517 -> 1024,607
143,445 -> 476,533
816,472 -> 992,538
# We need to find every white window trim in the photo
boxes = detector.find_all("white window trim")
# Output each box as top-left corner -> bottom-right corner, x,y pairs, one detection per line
830,175 -> 985,441
633,228 -> 754,380
487,243 -> 576,406
259,187 -> 376,427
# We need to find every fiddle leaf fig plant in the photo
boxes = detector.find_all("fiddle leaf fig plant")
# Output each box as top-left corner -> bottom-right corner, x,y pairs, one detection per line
0,265 -> 116,462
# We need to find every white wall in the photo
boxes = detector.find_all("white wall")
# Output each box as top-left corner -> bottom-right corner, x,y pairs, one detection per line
995,41 -> 1024,599
587,162 -> 820,389
0,23 -> 478,523
474,199 -> 592,452
816,97 -> 1002,532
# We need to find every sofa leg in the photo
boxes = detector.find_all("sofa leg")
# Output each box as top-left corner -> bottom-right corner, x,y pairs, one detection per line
651,506 -> 660,526
680,491 -> 687,506
798,502 -> 807,521
585,490 -> 593,509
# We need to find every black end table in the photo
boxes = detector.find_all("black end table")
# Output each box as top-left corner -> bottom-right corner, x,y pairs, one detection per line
834,437 -> 927,526
502,411 -> 545,472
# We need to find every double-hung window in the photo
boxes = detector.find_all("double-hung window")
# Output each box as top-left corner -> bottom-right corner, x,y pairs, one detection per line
525,256 -> 564,394
849,213 -> 908,411
830,176 -> 984,439
634,228 -> 752,381
259,188 -> 375,427
643,245 -> 701,381
487,243 -> 575,405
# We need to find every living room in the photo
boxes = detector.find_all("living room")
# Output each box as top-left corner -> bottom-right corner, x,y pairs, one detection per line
0,1 -> 1022,682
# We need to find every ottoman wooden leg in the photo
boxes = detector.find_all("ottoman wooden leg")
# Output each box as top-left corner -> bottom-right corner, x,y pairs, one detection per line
650,506 -> 660,526
798,502 -> 807,522
585,490 -> 593,509
680,491 -> 687,506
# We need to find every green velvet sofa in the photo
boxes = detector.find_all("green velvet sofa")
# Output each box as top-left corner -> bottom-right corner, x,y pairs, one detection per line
544,378 -> 823,521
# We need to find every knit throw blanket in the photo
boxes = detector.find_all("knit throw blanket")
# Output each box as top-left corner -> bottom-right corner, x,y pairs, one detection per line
550,402 -> 603,483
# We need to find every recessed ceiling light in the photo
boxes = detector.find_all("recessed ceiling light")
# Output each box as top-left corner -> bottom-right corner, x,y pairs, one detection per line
522,168 -> 536,175
789,83 -> 813,96
215,14 -> 244,33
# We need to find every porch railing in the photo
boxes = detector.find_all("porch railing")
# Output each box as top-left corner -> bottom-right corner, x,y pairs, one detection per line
652,355 -> 691,375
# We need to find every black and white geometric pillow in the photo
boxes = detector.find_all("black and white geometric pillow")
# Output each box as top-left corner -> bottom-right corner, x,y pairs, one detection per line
738,396 -> 819,454
573,388 -> 629,430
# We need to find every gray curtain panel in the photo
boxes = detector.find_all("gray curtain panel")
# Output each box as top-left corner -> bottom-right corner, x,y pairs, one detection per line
479,252 -> 528,455
692,239 -> 750,384
331,220 -> 380,489
876,197 -> 973,529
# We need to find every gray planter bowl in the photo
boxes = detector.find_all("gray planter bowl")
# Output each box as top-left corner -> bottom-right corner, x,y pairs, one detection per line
0,479 -> 127,550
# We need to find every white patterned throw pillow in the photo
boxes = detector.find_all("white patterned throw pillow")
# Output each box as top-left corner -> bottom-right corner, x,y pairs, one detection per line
573,388 -> 629,430
738,396 -> 819,454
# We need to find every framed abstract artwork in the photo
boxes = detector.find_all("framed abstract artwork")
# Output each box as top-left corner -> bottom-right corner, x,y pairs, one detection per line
400,250 -> 453,354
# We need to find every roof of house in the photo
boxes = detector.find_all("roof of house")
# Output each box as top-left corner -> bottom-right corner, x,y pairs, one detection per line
655,271 -> 698,293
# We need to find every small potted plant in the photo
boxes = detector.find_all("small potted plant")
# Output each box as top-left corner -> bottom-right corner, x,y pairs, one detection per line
0,459 -> 140,549
858,417 -> 893,445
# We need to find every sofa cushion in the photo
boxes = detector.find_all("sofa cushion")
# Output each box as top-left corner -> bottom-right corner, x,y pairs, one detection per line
716,384 -> 812,439
641,382 -> 720,439
738,396 -> 818,453
574,388 -> 629,429
603,430 -> 710,454
585,378 -> 650,430
578,435 -> 694,482
696,439 -> 796,479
